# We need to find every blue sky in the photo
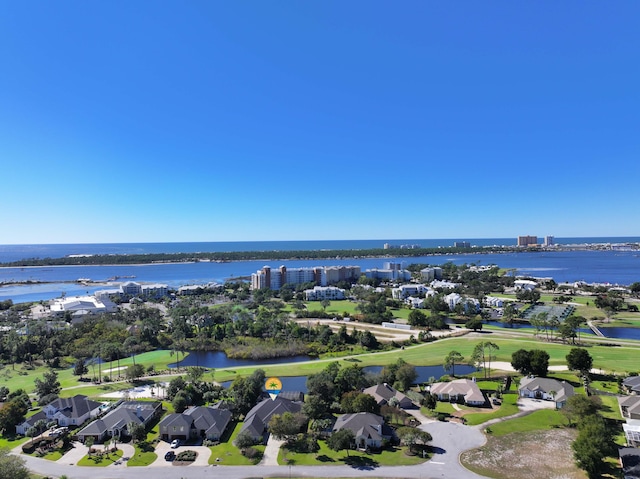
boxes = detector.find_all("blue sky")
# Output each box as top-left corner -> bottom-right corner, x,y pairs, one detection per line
1,1 -> 638,244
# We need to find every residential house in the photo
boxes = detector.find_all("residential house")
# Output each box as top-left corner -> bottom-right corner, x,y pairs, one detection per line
514,279 -> 537,291
623,376 -> 640,395
239,397 -> 302,443
518,377 -> 574,408
623,420 -> 640,448
619,447 -> 640,479
430,379 -> 485,406
619,396 -> 640,447
619,396 -> 640,420
159,406 -> 232,442
76,401 -> 162,443
363,383 -> 414,409
332,412 -> 392,449
16,395 -> 101,435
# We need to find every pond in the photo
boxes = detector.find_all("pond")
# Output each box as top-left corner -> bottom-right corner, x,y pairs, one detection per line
221,364 -> 478,392
483,320 -> 640,340
167,350 -> 312,369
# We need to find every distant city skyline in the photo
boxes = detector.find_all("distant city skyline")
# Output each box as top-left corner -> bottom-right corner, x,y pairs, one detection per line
1,2 -> 639,244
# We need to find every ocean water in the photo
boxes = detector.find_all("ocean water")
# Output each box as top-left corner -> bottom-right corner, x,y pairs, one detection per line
1,237 -> 639,263
1,248 -> 640,303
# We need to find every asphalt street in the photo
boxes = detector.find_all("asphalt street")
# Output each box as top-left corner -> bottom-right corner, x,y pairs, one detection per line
16,419 -> 491,479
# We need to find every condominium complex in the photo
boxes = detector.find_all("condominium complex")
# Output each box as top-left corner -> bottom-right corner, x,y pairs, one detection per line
365,262 -> 411,282
251,265 -> 361,290
517,235 -> 538,247
304,286 -> 346,301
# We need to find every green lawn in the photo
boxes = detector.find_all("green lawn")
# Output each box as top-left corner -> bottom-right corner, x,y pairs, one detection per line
597,394 -> 623,421
487,408 -> 567,436
278,439 -> 426,466
462,393 -> 520,426
208,422 -> 265,465
209,335 -> 640,384
0,435 -> 29,449
77,448 -> 124,466
127,449 -> 157,466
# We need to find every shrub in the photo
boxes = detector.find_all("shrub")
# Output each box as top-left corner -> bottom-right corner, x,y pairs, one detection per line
176,450 -> 197,462
241,447 -> 262,461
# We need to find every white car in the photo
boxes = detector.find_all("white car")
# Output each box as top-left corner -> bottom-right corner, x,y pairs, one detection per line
170,439 -> 180,449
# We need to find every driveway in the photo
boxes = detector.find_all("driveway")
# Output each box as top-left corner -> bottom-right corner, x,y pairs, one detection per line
260,435 -> 285,465
56,440 -> 89,465
151,440 -> 211,467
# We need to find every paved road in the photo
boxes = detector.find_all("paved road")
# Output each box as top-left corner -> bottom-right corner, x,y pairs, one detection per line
17,420 -> 491,479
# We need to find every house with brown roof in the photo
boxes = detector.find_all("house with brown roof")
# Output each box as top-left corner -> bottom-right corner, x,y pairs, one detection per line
363,383 -> 414,409
430,378 -> 485,406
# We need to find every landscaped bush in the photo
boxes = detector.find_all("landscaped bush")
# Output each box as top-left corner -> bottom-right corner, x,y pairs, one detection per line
241,447 -> 262,461
176,450 -> 197,462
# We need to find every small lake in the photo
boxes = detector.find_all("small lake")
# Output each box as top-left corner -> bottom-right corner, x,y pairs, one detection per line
598,327 -> 640,341
483,320 -> 639,340
167,350 -> 312,369
221,364 -> 477,392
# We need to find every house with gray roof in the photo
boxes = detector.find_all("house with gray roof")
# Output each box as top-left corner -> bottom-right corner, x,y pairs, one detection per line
363,383 -> 414,409
620,396 -> 640,420
332,412 -> 392,449
623,376 -> 640,395
159,406 -> 232,442
239,397 -> 302,443
620,447 -> 640,479
76,400 -> 161,443
430,378 -> 485,406
16,395 -> 101,435
518,377 -> 574,408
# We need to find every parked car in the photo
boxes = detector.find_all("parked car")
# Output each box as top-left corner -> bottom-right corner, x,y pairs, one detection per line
170,439 -> 180,449
492,398 -> 502,405
164,451 -> 176,461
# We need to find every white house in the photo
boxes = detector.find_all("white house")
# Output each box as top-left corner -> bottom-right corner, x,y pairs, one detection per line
431,280 -> 459,290
518,377 -> 574,408
514,280 -> 538,291
16,395 -> 102,435
50,296 -> 117,318
430,379 -> 485,406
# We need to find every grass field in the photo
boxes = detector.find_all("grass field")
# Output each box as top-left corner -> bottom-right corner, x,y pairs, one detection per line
3,331 -> 640,399
127,449 -> 157,466
462,393 -> 520,426
208,422 -> 265,465
488,408 -> 566,435
76,448 -> 123,466
278,439 -> 426,466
